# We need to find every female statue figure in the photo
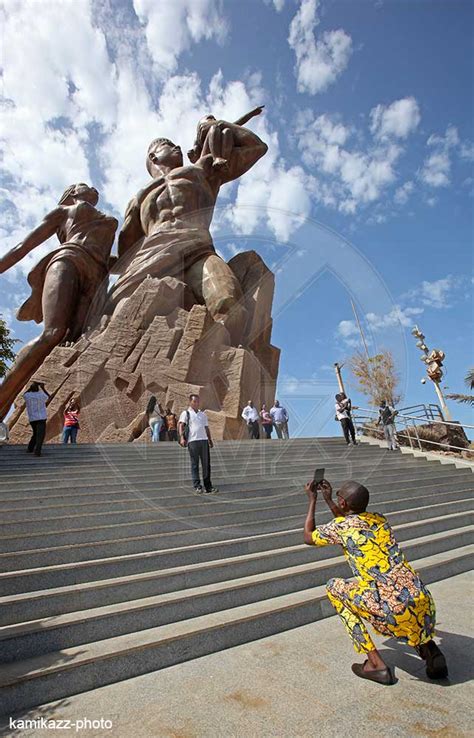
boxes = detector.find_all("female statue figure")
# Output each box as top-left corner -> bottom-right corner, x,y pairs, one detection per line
0,183 -> 118,418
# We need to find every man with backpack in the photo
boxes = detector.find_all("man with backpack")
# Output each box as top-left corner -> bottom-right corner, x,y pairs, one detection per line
178,394 -> 218,494
378,399 -> 399,451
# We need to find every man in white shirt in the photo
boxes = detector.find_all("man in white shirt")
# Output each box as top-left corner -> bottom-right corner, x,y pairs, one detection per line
241,400 -> 260,439
270,400 -> 289,439
335,392 -> 357,445
178,394 -> 218,494
24,381 -> 50,456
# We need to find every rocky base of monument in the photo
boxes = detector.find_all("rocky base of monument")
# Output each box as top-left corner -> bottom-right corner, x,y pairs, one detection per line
8,251 -> 280,443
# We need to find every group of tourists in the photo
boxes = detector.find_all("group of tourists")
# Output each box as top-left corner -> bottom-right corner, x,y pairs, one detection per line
19,383 -> 400,458
241,399 -> 289,440
145,397 -> 178,442
21,382 -> 81,456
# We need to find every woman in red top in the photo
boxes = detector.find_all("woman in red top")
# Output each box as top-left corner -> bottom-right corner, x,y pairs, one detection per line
260,403 -> 273,439
63,399 -> 80,444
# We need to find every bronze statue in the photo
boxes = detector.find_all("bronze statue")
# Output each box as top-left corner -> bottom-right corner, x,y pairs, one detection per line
106,113 -> 268,345
0,183 -> 117,419
187,106 -> 264,171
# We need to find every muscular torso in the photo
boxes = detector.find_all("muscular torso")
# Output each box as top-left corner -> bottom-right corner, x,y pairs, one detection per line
140,164 -> 218,236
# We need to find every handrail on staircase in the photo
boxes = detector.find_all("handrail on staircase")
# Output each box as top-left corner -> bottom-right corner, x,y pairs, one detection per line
398,403 -> 444,421
351,406 -> 473,455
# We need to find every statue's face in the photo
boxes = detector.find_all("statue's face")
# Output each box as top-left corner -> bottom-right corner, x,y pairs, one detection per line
75,184 -> 99,206
149,140 -> 183,171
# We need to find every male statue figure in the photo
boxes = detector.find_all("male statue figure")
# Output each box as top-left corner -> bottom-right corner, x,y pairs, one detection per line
106,115 -> 268,345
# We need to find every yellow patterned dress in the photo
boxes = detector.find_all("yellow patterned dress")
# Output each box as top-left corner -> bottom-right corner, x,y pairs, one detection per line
312,512 -> 436,654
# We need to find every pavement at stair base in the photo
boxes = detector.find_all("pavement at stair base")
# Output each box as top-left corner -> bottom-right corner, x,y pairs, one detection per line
0,572 -> 472,738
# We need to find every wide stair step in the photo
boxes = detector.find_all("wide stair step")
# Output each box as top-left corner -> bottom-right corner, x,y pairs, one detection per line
0,437 -> 472,715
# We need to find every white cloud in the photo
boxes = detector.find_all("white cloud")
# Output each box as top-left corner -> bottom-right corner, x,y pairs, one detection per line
0,307 -> 15,327
300,103 -> 469,216
394,180 -> 415,205
338,320 -> 358,338
297,111 -> 404,212
417,276 -> 462,309
279,374 -> 301,393
288,0 -> 352,95
370,97 -> 421,140
420,151 -> 451,187
336,272 -> 466,351
365,306 -> 424,330
132,0 -> 228,73
460,141 -> 474,161
337,305 -> 423,340
336,305 -> 424,348
264,0 -> 285,10
420,125 -> 459,188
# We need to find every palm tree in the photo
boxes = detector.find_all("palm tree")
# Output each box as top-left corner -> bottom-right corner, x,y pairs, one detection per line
446,368 -> 474,406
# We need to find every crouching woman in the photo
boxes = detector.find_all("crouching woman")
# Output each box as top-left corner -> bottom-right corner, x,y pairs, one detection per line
303,478 -> 448,685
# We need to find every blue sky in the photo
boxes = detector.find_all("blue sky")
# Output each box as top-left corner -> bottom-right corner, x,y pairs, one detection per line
1,0 -> 473,436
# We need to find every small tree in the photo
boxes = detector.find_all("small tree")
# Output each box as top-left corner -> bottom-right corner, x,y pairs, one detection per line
446,368 -> 474,407
0,314 -> 18,378
349,349 -> 402,407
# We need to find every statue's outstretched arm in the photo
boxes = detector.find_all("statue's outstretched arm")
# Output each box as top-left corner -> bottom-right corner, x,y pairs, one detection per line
234,105 -> 265,127
0,207 -> 64,274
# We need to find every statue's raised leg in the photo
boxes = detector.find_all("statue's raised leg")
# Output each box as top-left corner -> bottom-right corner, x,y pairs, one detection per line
0,261 -> 77,418
185,254 -> 248,346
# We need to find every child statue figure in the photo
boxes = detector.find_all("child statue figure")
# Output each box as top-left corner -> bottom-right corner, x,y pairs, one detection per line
187,106 -> 265,171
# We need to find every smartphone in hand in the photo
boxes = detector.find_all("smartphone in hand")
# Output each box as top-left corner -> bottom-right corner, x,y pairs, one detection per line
313,468 -> 325,487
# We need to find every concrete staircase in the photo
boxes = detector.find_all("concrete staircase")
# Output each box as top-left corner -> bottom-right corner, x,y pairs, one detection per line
0,438 -> 472,714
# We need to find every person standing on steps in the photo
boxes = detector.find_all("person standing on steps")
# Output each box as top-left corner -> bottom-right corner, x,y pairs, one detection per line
158,404 -> 168,442
335,392 -> 357,445
378,399 -> 399,451
303,477 -> 448,685
178,394 -> 218,495
146,396 -> 162,443
62,398 -> 80,444
165,407 -> 178,442
24,381 -> 49,456
260,403 -> 273,439
242,400 -> 260,439
270,400 -> 289,439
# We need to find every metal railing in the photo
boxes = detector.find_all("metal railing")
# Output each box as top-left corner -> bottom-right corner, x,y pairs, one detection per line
398,403 -> 445,421
352,406 -> 473,456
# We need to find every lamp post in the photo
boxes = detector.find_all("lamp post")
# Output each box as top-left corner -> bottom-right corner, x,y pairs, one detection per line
411,325 -> 452,421
334,362 -> 346,394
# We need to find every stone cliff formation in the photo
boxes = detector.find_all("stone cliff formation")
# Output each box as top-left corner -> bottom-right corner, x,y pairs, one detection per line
8,250 -> 280,443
